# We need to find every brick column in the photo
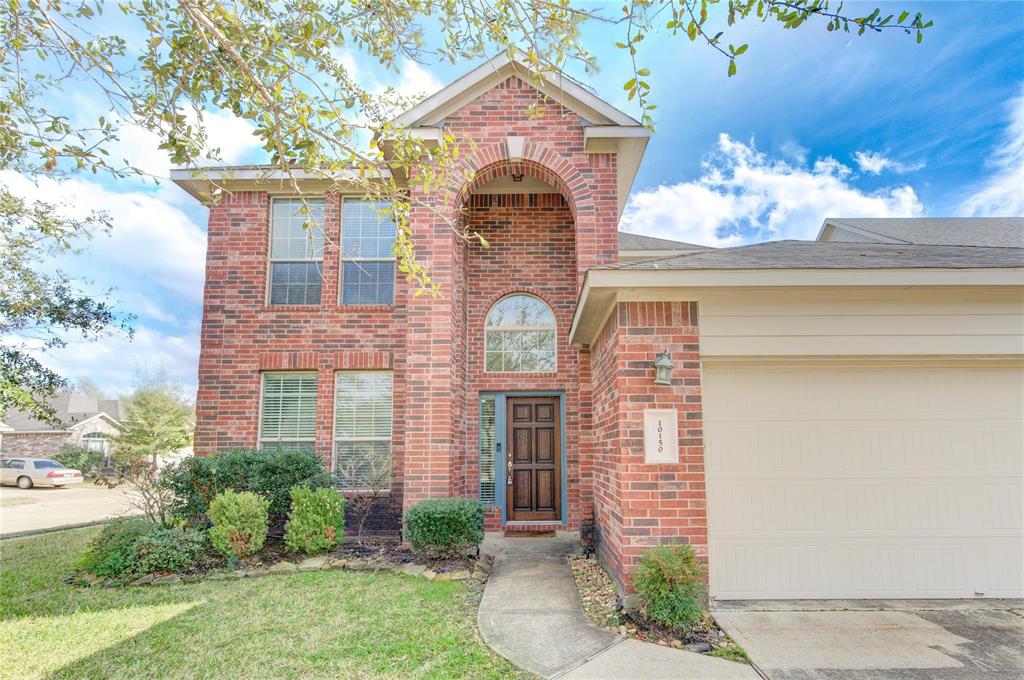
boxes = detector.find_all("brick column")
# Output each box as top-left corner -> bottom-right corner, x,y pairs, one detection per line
590,301 -> 707,592
401,191 -> 460,512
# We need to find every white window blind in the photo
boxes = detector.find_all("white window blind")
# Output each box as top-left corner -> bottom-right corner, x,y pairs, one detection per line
479,395 -> 497,505
269,198 -> 325,305
334,371 -> 393,490
260,372 -> 318,450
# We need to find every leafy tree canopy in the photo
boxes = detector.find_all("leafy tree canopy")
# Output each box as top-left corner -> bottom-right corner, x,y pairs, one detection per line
0,0 -> 930,420
114,370 -> 194,463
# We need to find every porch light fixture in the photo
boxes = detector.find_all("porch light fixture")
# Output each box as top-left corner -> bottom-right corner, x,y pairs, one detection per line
511,172 -> 524,182
653,349 -> 674,386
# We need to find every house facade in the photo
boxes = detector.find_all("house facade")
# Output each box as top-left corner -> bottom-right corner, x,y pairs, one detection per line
173,55 -> 1024,599
0,392 -> 124,462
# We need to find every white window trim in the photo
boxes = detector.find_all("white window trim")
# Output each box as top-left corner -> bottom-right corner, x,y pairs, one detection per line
257,371 -> 318,450
484,293 -> 558,373
339,198 -> 396,306
266,197 -> 326,306
331,370 -> 394,492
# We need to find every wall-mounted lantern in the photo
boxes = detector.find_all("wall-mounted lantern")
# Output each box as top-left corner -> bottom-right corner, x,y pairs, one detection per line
511,172 -> 525,182
653,349 -> 674,386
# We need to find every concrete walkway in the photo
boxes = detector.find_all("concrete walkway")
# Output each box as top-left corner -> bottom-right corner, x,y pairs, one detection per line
477,532 -> 759,679
0,483 -> 135,536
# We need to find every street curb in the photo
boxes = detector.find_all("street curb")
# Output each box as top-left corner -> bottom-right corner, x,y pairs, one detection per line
1,518 -> 116,541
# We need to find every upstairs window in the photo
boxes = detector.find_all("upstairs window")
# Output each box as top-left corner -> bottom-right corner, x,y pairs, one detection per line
334,371 -> 393,491
341,199 -> 395,305
484,294 -> 557,372
259,372 -> 317,451
268,198 -> 325,305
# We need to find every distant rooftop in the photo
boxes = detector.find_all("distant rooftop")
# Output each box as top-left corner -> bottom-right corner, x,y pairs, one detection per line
2,392 -> 126,432
819,217 -> 1024,248
618,231 -> 711,252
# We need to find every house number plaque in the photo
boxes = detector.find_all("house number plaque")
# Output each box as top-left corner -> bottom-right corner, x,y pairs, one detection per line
643,409 -> 679,464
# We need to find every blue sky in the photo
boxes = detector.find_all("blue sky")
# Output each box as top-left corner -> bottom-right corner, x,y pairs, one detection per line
12,1 -> 1023,398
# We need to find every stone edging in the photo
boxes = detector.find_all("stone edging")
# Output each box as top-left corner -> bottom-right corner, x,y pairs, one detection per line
79,551 -> 497,588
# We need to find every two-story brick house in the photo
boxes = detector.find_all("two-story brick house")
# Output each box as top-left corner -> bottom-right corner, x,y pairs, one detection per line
173,55 -> 1024,599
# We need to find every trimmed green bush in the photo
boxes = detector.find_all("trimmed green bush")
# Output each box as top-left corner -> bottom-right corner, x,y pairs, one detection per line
632,545 -> 706,632
284,486 -> 345,554
162,448 -> 331,525
404,498 -> 484,559
208,490 -> 270,559
77,518 -> 154,579
133,526 -> 206,574
55,443 -> 106,477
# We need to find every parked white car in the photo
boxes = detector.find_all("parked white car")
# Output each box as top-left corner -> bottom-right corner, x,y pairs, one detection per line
0,458 -> 83,488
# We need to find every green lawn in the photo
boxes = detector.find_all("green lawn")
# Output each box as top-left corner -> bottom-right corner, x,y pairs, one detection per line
0,528 -> 522,680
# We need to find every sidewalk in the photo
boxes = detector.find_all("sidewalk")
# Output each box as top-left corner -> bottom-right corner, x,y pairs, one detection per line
477,532 -> 759,679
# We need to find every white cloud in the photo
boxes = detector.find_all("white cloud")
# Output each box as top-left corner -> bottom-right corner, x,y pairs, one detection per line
106,109 -> 262,178
394,59 -> 444,100
960,86 -> 1024,217
0,171 -> 207,303
28,324 -> 200,397
621,134 -> 924,246
853,150 -> 925,175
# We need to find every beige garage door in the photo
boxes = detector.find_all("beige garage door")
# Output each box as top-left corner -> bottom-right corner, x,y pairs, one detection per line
704,361 -> 1024,600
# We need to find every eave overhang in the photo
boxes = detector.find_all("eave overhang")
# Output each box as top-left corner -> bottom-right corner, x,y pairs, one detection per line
569,266 -> 1024,347
169,166 -> 393,202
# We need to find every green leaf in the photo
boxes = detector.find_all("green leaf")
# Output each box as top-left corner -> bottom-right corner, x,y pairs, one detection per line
728,59 -> 737,77
637,68 -> 650,76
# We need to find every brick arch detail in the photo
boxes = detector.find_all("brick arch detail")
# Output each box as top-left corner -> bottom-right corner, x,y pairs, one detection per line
452,142 -> 596,222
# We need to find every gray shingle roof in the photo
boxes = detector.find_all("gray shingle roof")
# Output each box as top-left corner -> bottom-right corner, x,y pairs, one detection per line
2,392 -> 126,432
618,232 -> 710,251
822,217 -> 1024,248
608,240 -> 1024,270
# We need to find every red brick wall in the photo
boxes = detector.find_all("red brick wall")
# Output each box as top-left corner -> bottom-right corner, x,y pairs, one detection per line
0,432 -> 70,458
590,301 -> 708,592
195,191 -> 409,528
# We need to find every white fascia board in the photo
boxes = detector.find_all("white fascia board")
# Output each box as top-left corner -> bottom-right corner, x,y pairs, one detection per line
570,267 -> 1024,346
169,166 -> 392,201
584,126 -> 650,140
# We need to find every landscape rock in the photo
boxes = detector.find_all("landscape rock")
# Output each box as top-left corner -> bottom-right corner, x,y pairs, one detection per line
620,594 -> 642,612
684,642 -> 713,654
151,574 -> 182,585
297,556 -> 330,571
398,563 -> 427,577
346,558 -> 370,571
326,558 -> 348,570
131,574 -> 155,586
423,569 -> 438,581
437,569 -> 470,581
182,574 -> 201,583
268,561 -> 297,574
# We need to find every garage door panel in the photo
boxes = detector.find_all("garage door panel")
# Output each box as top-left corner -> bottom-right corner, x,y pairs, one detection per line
705,362 -> 1024,599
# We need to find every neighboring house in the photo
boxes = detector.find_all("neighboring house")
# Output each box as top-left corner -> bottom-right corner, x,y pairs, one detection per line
171,54 -> 1024,600
817,216 -> 1024,247
0,392 -> 125,463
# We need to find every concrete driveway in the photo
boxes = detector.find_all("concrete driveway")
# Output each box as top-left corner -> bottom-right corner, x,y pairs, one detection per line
0,483 -> 136,536
713,600 -> 1024,679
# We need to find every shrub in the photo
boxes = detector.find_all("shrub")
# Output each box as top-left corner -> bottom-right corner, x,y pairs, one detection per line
55,443 -> 106,477
207,489 -> 270,559
133,525 -> 206,574
632,545 -> 707,632
77,518 -> 154,579
404,498 -> 484,559
250,449 -> 333,518
284,486 -> 345,554
163,448 -> 331,525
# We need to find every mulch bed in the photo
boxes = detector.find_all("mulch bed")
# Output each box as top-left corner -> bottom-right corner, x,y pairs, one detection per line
569,554 -> 749,662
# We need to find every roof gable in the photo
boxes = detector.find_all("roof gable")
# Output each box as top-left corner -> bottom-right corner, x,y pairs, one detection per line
818,217 -> 1024,248
392,53 -> 640,128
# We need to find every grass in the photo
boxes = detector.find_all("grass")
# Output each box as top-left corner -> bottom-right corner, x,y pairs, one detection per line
0,528 -> 523,680
709,643 -> 750,664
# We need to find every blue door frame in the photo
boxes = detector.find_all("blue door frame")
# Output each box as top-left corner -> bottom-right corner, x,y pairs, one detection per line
481,391 -> 567,525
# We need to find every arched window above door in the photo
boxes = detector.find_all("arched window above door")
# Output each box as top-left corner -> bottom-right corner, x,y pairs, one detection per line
484,294 -> 556,372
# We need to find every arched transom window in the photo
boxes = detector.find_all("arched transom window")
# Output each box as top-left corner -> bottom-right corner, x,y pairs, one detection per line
485,295 -> 556,372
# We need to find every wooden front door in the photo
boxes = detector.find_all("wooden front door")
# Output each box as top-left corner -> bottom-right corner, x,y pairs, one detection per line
506,396 -> 561,522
